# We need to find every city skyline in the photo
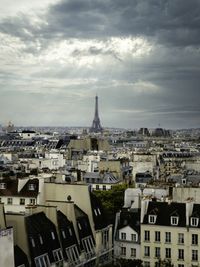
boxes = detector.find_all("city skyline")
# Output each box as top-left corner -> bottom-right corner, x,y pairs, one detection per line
0,0 -> 200,129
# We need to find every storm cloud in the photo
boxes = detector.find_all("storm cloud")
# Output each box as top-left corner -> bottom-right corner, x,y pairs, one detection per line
0,0 -> 200,129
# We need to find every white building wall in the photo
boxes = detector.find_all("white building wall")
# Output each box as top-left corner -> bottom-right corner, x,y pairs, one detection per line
0,228 -> 14,267
141,223 -> 200,267
1,196 -> 37,213
115,226 -> 140,260
173,187 -> 200,203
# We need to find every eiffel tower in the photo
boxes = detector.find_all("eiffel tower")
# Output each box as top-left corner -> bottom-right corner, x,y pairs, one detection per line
90,95 -> 103,133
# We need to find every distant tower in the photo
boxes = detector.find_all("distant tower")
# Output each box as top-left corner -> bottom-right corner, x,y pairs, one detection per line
90,95 -> 103,133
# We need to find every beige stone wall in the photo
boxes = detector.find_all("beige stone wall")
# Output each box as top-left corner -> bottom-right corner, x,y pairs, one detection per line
44,183 -> 95,235
98,161 -> 121,178
6,213 -> 29,257
0,203 -> 6,229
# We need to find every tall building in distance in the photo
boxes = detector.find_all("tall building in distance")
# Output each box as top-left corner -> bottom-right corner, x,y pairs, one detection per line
90,95 -> 103,133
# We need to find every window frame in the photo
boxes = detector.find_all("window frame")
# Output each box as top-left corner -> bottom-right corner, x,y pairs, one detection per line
7,197 -> 13,205
148,215 -> 157,224
191,217 -> 199,227
165,232 -> 171,243
192,234 -> 198,245
34,253 -> 50,267
165,248 -> 171,259
52,248 -> 63,263
144,230 -> 150,242
171,216 -> 179,226
155,231 -> 160,242
178,249 -> 184,260
121,232 -> 126,240
144,246 -> 150,257
178,233 -> 184,244
131,248 -> 136,258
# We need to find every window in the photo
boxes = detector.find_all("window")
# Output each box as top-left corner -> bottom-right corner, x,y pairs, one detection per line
30,237 -> 35,248
192,234 -> 198,245
17,265 -> 26,267
155,231 -> 160,242
192,250 -> 198,261
39,235 -> 43,245
81,236 -> 95,259
20,198 -> 25,205
178,233 -> 184,244
30,198 -> 36,205
51,231 -> 55,240
7,198 -> 13,205
149,215 -> 157,224
165,248 -> 171,259
34,253 -> 50,267
68,227 -> 73,236
0,183 -> 6,189
155,247 -> 160,258
178,249 -> 184,260
143,262 -> 150,267
78,222 -> 82,230
131,248 -> 136,258
65,245 -> 80,266
191,217 -> 199,227
97,208 -> 101,215
131,234 -> 137,242
171,216 -> 179,225
53,248 -> 63,263
62,230 -> 66,239
103,185 -> 106,190
144,246 -> 150,257
121,247 -> 126,256
178,265 -> 184,267
165,232 -> 171,243
102,229 -> 109,249
144,230 -> 150,241
121,232 -> 126,240
96,185 -> 99,190
28,184 -> 36,191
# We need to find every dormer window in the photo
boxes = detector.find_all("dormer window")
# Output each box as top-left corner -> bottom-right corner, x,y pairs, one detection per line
0,183 -> 6,189
149,215 -> 157,224
28,184 -> 36,191
94,209 -> 98,216
171,216 -> 179,226
191,217 -> 199,227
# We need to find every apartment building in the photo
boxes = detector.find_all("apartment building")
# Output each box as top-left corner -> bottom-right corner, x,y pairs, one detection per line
141,199 -> 200,267
4,182 -> 113,267
114,208 -> 141,261
0,177 -> 44,213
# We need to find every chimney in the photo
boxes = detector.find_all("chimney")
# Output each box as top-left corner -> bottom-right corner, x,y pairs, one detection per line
140,199 -> 149,223
186,198 -> 194,226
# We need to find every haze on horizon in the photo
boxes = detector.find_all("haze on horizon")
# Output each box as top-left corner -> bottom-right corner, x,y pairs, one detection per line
0,0 -> 200,130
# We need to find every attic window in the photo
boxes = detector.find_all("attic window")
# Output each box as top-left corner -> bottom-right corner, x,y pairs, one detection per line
191,217 -> 199,227
171,216 -> 179,226
97,208 -> 101,215
78,222 -> 82,230
0,183 -> 6,189
62,230 -> 66,239
149,215 -> 157,224
29,184 -> 36,191
30,237 -> 35,247
94,209 -> 98,216
39,235 -> 43,245
68,228 -> 72,236
51,231 -> 55,240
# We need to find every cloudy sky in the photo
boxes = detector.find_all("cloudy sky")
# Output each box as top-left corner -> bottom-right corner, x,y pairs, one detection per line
0,0 -> 200,129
